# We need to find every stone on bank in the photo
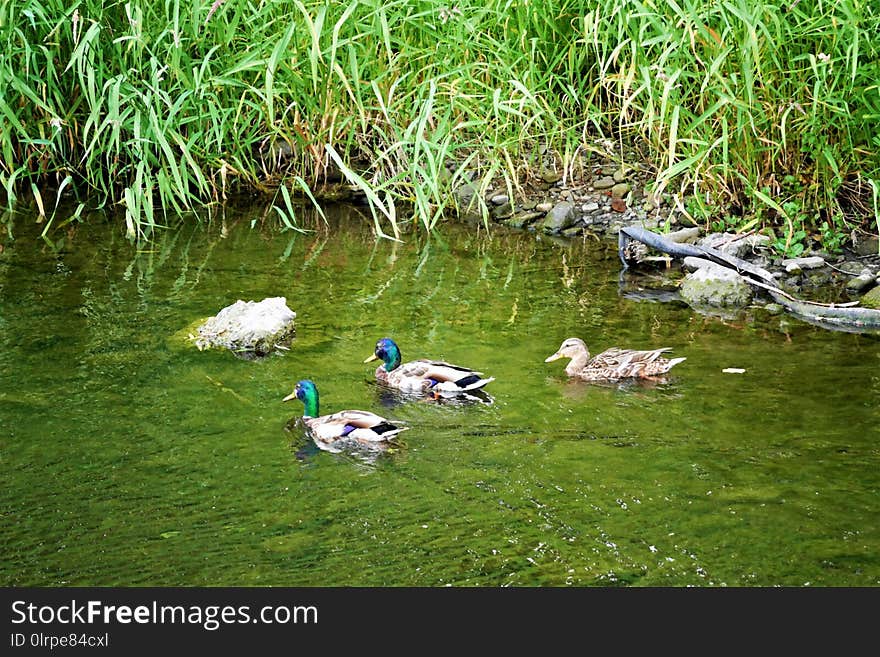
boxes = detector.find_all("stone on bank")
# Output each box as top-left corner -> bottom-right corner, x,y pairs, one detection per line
679,260 -> 753,307
539,201 -> 577,234
860,285 -> 880,309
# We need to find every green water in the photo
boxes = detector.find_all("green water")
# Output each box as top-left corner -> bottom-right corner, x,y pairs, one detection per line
1,205 -> 879,587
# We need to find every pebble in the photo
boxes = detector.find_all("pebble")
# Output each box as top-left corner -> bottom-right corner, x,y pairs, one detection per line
683,256 -> 712,271
846,269 -> 876,292
837,261 -> 865,275
492,202 -> 513,219
490,194 -> 509,205
782,256 -> 825,273
540,201 -> 576,233
503,211 -> 543,229
854,234 -> 880,257
592,176 -> 615,190
611,183 -> 631,199
535,202 -> 553,213
666,227 -> 701,244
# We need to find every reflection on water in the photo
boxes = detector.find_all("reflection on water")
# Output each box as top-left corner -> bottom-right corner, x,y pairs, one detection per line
284,415 -> 400,464
1,203 -> 879,586
369,382 -> 495,410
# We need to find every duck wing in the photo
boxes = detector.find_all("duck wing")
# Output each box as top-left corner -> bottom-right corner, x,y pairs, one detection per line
587,347 -> 675,377
398,359 -> 483,380
309,410 -> 406,443
401,359 -> 494,392
591,347 -> 671,365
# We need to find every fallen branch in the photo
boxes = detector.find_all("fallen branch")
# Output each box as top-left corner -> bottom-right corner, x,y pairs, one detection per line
618,225 -> 880,331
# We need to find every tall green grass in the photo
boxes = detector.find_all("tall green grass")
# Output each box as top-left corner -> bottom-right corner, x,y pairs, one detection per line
1,0 -> 878,244
567,0 -> 880,252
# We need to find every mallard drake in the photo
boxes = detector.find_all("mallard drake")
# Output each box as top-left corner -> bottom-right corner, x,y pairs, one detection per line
544,337 -> 685,381
364,337 -> 494,396
283,379 -> 407,451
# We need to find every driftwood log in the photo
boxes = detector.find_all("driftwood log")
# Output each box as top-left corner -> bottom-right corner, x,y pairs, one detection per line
618,225 -> 880,332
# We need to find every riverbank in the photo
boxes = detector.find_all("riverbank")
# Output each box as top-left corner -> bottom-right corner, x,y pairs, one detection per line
444,152 -> 880,318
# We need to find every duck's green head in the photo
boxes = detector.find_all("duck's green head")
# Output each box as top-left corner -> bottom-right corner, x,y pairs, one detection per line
363,337 -> 402,371
282,379 -> 319,417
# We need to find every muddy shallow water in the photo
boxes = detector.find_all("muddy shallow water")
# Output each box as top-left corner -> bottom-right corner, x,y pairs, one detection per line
1,204 -> 878,586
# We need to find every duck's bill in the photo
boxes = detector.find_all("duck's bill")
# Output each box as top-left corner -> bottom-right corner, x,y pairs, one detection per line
282,391 -> 297,402
544,352 -> 562,363
363,354 -> 378,363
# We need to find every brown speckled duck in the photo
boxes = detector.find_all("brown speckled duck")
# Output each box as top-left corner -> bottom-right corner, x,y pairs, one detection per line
545,337 -> 685,381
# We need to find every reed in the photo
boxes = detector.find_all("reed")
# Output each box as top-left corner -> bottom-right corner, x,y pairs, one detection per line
1,0 -> 878,246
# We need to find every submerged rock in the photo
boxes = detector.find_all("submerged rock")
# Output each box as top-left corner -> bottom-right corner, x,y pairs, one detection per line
193,297 -> 296,358
503,211 -> 543,229
679,261 -> 753,307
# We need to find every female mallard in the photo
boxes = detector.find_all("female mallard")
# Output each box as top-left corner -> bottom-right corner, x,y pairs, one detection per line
364,337 -> 494,396
544,337 -> 685,381
282,379 -> 407,451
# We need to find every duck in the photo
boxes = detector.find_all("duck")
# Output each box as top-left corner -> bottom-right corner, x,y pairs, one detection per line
282,379 -> 407,451
544,337 -> 685,381
364,337 -> 494,396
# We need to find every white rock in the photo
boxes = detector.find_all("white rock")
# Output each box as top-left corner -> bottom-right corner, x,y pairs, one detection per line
194,297 -> 296,357
683,256 -> 713,271
666,227 -> 702,244
679,263 -> 753,307
782,256 -> 825,273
